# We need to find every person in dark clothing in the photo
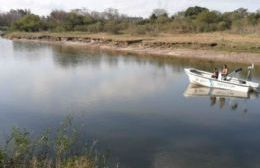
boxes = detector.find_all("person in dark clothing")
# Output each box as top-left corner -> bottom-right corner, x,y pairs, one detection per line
212,68 -> 219,79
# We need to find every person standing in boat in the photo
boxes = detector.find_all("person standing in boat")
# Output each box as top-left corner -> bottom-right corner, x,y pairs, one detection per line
221,64 -> 229,77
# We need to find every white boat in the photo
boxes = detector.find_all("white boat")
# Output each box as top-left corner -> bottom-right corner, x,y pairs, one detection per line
185,68 -> 259,92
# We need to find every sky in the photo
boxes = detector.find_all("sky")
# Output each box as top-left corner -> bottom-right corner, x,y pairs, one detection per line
0,0 -> 259,17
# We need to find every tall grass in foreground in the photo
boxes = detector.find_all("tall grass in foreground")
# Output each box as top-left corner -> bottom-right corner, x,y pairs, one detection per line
0,116 -> 118,168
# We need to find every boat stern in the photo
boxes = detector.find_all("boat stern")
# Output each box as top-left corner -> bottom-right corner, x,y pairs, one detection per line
248,81 -> 259,91
184,68 -> 191,75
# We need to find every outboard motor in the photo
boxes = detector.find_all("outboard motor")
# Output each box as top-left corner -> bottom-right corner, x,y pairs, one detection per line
226,68 -> 242,81
247,64 -> 254,81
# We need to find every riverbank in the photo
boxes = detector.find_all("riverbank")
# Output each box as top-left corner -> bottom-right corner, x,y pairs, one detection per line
4,32 -> 260,65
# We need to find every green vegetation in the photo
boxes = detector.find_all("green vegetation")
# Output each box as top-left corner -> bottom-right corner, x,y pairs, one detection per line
0,116 -> 116,168
2,7 -> 260,55
11,14 -> 43,32
0,7 -> 260,34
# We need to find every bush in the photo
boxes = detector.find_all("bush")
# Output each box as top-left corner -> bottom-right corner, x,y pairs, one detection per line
64,12 -> 84,31
128,25 -> 147,35
53,25 -> 66,32
74,25 -> 89,31
0,116 -> 116,168
104,21 -> 120,34
217,21 -> 229,31
87,22 -> 104,33
0,149 -> 4,167
11,14 -> 43,32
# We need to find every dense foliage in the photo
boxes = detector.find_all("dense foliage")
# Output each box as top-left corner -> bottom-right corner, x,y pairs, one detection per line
0,116 -> 116,168
0,7 -> 260,34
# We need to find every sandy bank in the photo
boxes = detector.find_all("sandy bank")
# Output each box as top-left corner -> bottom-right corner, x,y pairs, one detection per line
5,32 -> 260,65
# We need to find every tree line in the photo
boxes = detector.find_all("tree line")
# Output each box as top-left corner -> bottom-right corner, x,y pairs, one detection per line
0,6 -> 260,34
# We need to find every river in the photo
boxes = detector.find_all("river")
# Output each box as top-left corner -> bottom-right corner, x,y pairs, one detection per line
0,38 -> 260,168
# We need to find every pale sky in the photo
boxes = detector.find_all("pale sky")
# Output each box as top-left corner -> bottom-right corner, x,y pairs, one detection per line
0,0 -> 259,17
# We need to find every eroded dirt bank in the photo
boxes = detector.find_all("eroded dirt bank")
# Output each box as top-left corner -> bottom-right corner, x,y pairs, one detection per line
4,32 -> 260,65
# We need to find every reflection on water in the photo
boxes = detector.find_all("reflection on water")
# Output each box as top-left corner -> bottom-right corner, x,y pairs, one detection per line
184,84 -> 259,113
0,39 -> 260,168
184,84 -> 252,99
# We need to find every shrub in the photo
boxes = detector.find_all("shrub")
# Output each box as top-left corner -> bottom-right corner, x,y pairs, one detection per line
87,22 -> 104,33
0,116 -> 116,168
0,149 -> 4,167
104,21 -> 120,34
11,14 -> 43,32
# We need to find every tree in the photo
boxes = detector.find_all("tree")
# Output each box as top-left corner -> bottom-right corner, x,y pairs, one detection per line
185,6 -> 209,18
50,10 -> 67,22
152,9 -> 168,17
194,11 -> 220,32
234,8 -> 248,18
196,11 -> 220,24
103,8 -> 120,21
157,13 -> 170,23
11,14 -> 42,32
149,13 -> 157,22
47,10 -> 68,31
64,12 -> 84,30
247,13 -> 259,25
0,9 -> 30,27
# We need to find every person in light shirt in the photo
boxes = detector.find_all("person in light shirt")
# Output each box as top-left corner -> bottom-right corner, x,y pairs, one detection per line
221,64 -> 229,77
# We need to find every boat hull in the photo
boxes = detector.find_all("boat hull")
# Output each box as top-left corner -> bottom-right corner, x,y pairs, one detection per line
185,69 -> 250,92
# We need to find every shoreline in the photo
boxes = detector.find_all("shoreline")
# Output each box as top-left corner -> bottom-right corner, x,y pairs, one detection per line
4,32 -> 260,65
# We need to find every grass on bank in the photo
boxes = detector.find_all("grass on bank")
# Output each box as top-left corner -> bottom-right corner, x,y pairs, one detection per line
4,31 -> 260,53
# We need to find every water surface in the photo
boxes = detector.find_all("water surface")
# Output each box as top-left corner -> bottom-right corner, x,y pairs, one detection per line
0,38 -> 260,168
